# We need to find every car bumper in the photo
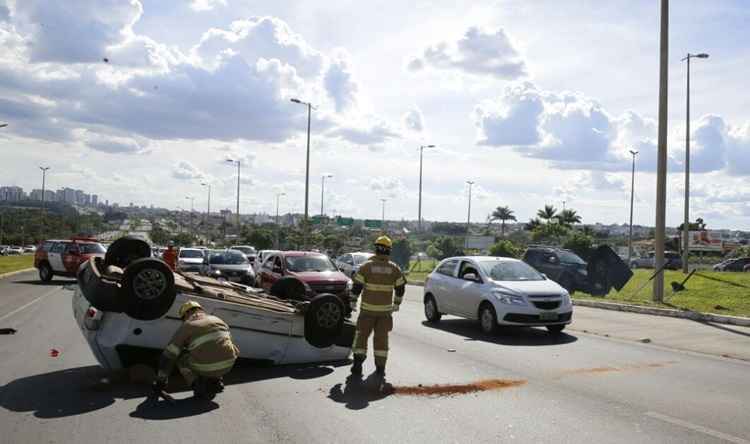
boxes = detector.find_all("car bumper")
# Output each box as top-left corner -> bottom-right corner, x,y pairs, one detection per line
493,300 -> 573,326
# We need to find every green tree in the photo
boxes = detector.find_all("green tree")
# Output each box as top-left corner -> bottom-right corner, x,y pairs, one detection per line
489,205 -> 517,236
532,223 -> 568,243
390,238 -> 412,270
556,209 -> 582,228
426,244 -> 443,261
537,205 -> 558,223
245,229 -> 274,250
428,236 -> 462,260
525,217 -> 542,231
488,240 -> 521,258
563,231 -> 594,260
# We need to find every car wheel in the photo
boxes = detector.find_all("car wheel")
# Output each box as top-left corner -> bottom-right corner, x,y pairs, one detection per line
547,324 -> 566,334
121,258 -> 176,321
304,293 -> 345,348
39,263 -> 53,282
270,276 -> 307,300
478,303 -> 498,335
424,294 -> 442,323
105,236 -> 152,268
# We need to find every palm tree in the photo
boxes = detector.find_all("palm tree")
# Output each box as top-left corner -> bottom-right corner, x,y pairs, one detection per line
524,217 -> 542,231
489,206 -> 517,237
536,205 -> 557,223
556,209 -> 582,228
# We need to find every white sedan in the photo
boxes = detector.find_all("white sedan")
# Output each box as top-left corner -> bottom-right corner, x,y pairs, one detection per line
423,256 -> 573,334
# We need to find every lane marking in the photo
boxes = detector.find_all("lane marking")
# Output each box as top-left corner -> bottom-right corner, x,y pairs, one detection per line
645,411 -> 750,444
0,287 -> 60,323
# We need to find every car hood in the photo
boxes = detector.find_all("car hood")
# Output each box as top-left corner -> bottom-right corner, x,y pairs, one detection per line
179,257 -> 204,264
489,279 -> 564,296
288,270 -> 349,283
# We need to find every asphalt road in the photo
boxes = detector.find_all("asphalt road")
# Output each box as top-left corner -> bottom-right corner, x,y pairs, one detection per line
1,271 -> 749,444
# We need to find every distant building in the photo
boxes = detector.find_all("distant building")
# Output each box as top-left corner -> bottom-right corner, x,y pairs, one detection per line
92,194 -> 98,206
0,186 -> 24,201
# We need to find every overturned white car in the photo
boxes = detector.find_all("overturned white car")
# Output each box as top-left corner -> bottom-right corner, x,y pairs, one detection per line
73,237 -> 354,370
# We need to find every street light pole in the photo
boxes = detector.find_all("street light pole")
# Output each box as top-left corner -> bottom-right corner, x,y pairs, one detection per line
466,181 -> 475,234
381,198 -> 387,232
275,192 -> 286,249
418,144 -> 435,232
653,0 -> 669,303
201,182 -> 211,223
39,166 -> 50,235
225,159 -> 241,230
291,98 -> 315,248
681,52 -> 709,273
628,150 -> 639,264
320,174 -> 333,218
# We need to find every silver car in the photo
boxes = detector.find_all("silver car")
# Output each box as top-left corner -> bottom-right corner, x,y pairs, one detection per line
423,256 -> 573,335
335,252 -> 374,278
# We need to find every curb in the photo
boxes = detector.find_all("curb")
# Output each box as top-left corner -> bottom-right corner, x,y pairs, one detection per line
0,268 -> 35,280
573,299 -> 750,327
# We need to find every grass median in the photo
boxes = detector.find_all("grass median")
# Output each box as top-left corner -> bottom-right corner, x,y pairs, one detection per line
0,255 -> 34,275
406,259 -> 438,285
575,269 -> 750,318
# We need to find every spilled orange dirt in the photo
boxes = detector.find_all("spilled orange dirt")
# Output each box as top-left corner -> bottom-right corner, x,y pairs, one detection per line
559,361 -> 677,377
387,379 -> 527,397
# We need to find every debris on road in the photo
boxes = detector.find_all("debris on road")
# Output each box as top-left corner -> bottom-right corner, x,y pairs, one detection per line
670,269 -> 696,293
0,328 -> 17,335
640,338 -> 652,343
386,379 -> 526,397
49,348 -> 60,357
558,361 -> 675,378
447,348 -> 456,352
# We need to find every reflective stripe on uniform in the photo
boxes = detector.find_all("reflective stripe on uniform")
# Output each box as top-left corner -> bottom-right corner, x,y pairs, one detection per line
190,357 -> 236,372
164,343 -> 181,357
395,276 -> 406,286
360,302 -> 393,312
352,348 -> 367,355
365,283 -> 394,292
373,350 -> 388,357
187,330 -> 231,351
353,273 -> 366,284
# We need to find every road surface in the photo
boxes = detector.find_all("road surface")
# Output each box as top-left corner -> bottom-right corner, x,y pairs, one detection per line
1,271 -> 749,444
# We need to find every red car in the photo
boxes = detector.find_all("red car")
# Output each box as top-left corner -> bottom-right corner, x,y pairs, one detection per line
257,251 -> 353,315
34,237 -> 107,282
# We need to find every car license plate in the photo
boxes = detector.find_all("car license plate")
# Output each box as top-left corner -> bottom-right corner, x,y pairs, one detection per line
539,312 -> 558,321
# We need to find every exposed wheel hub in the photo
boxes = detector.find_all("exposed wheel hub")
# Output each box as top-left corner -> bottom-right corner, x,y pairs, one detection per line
133,269 -> 166,300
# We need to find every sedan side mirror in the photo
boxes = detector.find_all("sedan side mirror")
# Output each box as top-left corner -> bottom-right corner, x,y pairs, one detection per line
463,272 -> 480,282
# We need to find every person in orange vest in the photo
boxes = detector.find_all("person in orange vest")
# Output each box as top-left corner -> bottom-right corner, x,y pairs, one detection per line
162,241 -> 177,271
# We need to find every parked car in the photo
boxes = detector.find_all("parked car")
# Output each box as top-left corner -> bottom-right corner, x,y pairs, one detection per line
230,245 -> 257,265
335,252 -> 374,278
522,246 -> 589,294
5,246 -> 24,255
0,245 -> 9,255
73,237 -> 353,371
24,245 -> 37,253
629,251 -> 682,270
177,247 -> 205,272
200,249 -> 255,285
713,257 -> 750,272
254,249 -> 280,273
423,256 -> 573,334
257,251 -> 353,317
744,263 -> 750,272
34,237 -> 107,282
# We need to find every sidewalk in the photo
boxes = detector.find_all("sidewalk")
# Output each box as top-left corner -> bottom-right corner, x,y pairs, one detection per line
569,305 -> 750,361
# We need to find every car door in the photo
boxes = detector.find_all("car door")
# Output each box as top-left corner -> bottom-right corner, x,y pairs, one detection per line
262,254 -> 284,290
63,243 -> 82,274
259,254 -> 276,290
431,259 -> 460,314
454,260 -> 487,318
48,242 -> 66,272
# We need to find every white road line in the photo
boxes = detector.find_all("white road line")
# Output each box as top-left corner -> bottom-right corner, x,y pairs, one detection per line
646,411 -> 750,444
0,287 -> 59,323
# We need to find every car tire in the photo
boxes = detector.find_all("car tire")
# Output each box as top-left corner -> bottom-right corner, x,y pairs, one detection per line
304,293 -> 345,348
547,324 -> 566,334
105,236 -> 153,268
424,294 -> 442,323
270,276 -> 307,301
478,302 -> 498,335
39,263 -> 53,282
121,258 -> 176,321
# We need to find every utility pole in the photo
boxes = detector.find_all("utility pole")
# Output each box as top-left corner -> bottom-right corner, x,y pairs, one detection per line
320,174 -> 333,219
466,181 -> 475,234
381,198 -> 387,232
201,182 -> 211,223
275,192 -> 285,249
653,0 -> 669,303
628,150 -> 639,264
39,166 -> 50,236
225,159 -> 241,231
291,98 -> 315,248
418,144 -> 435,232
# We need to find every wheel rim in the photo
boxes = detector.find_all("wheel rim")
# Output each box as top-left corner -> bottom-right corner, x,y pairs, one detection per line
425,299 -> 436,319
316,301 -> 341,329
481,308 -> 494,332
133,268 -> 167,301
41,266 -> 50,279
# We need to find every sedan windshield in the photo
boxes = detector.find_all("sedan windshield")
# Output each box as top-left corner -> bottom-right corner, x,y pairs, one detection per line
209,251 -> 248,265
478,260 -> 544,282
286,255 -> 338,272
180,249 -> 204,258
558,251 -> 586,265
353,253 -> 373,265
232,246 -> 256,255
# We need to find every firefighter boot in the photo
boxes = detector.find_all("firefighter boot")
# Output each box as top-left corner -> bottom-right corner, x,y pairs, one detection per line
351,355 -> 365,376
375,365 -> 386,380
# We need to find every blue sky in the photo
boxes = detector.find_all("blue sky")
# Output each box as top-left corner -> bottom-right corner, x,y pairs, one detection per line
1,0 -> 749,229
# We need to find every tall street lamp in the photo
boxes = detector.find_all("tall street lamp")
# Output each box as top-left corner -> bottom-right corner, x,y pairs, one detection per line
681,52 -> 709,273
320,174 -> 333,218
275,192 -> 286,249
39,166 -> 50,234
225,159 -> 241,229
418,144 -> 435,232
653,0 -> 669,303
466,181 -> 475,234
380,198 -> 387,232
201,182 -> 211,224
627,150 -> 639,264
291,98 -> 316,248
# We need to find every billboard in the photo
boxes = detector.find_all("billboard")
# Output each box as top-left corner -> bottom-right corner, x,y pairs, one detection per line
464,236 -> 495,250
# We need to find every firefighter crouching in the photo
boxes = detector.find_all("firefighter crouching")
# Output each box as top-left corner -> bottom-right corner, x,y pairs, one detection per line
350,235 -> 406,379
153,301 -> 239,400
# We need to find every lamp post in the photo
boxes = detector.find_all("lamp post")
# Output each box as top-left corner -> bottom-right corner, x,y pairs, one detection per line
39,166 -> 50,235
320,174 -> 333,218
628,150 -> 639,264
291,98 -> 315,248
201,182 -> 211,224
380,198 -> 387,232
466,181 -> 475,234
418,144 -> 435,232
681,52 -> 709,273
225,159 -> 241,229
653,0 -> 669,303
275,192 -> 286,249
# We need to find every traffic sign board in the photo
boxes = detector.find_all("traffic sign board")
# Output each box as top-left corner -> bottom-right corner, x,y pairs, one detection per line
336,217 -> 354,226
364,219 -> 382,228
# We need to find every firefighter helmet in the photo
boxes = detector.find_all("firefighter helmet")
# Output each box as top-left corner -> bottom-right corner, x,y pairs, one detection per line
374,236 -> 393,248
179,300 -> 203,318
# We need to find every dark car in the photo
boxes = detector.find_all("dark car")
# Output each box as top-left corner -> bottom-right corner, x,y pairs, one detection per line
522,246 -> 590,294
714,257 -> 750,272
200,249 -> 256,285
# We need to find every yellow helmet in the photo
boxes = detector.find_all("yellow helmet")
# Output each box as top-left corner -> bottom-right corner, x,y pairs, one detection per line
374,235 -> 393,248
179,300 -> 203,318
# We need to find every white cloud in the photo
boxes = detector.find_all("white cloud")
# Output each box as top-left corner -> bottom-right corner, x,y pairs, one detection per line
172,160 -> 206,181
369,177 -> 406,199
328,120 -> 400,146
402,107 -> 424,132
409,27 -> 526,79
324,49 -> 358,113
85,133 -> 150,154
190,0 -> 226,12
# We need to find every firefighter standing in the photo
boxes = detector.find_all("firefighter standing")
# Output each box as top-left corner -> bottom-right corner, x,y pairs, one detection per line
350,235 -> 406,379
162,241 -> 178,271
153,301 -> 239,400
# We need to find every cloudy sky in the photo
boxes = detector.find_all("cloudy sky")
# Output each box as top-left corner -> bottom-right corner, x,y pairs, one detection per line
1,0 -> 749,229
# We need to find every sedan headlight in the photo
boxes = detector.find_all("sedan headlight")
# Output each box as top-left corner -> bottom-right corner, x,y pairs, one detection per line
560,291 -> 571,306
492,291 -> 527,306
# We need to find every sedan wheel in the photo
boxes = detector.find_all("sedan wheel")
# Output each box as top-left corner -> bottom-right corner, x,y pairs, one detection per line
424,295 -> 442,323
479,304 -> 498,334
